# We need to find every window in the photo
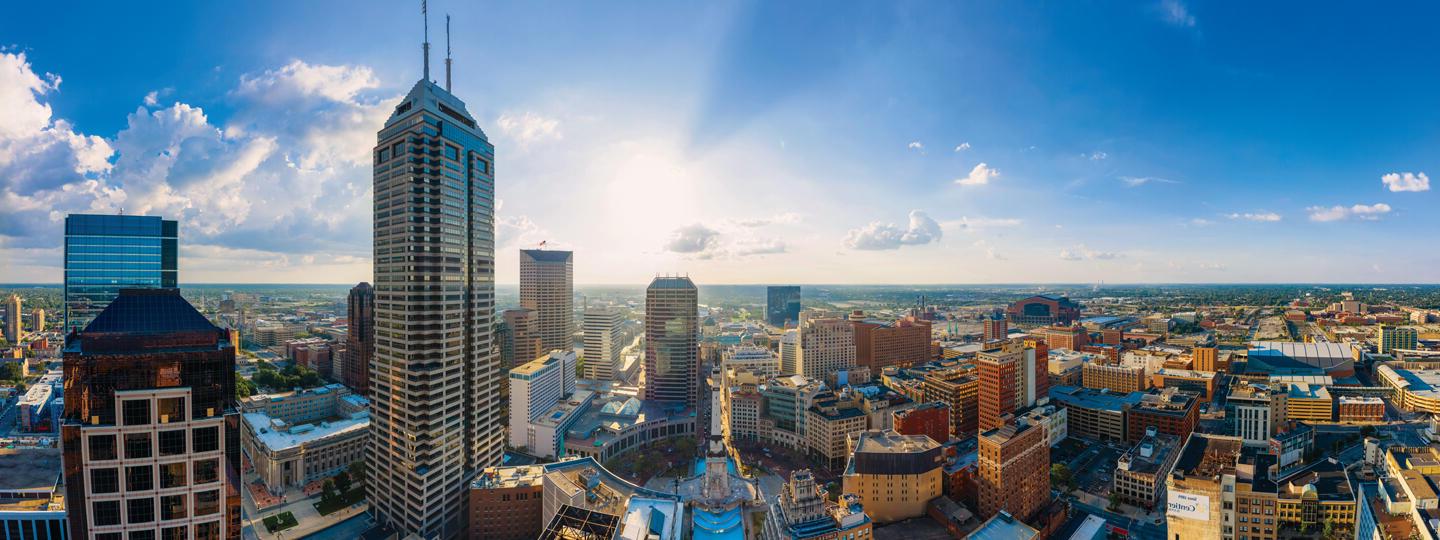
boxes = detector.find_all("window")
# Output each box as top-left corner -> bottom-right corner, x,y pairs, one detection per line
93,500 -> 122,526
90,434 -> 118,461
158,430 -> 186,456
194,522 -> 220,540
127,465 -> 154,492
160,494 -> 187,520
128,497 -> 155,524
99,533 -> 123,540
444,145 -> 459,160
91,467 -> 120,494
123,399 -> 151,426
157,397 -> 185,423
192,427 -> 219,453
193,459 -> 219,484
160,527 -> 186,540
129,531 -> 156,540
160,462 -> 187,489
125,433 -> 153,459
194,490 -> 220,516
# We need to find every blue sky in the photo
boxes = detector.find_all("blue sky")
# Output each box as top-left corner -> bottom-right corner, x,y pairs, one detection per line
1,0 -> 1436,284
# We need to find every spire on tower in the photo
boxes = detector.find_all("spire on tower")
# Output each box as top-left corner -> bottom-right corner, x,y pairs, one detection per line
445,14 -> 453,91
421,0 -> 431,81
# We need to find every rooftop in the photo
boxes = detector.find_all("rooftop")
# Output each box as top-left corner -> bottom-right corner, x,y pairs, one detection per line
1278,458 -> 1352,502
647,276 -> 697,290
520,249 -> 574,263
1117,433 -> 1181,476
1172,434 -> 1244,479
0,448 -> 61,495
968,510 -> 1039,540
1049,385 -> 1143,411
472,465 -> 546,489
852,430 -> 940,454
242,411 -> 369,452
81,288 -> 218,335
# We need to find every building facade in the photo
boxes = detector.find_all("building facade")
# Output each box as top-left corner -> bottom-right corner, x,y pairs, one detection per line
977,422 -> 1049,522
581,307 -> 623,381
509,351 -> 577,454
643,277 -> 699,406
62,214 -> 178,333
852,315 -> 932,372
1082,363 -> 1147,394
60,289 -> 240,540
342,282 -> 374,396
766,286 -> 802,328
841,430 -> 943,524
892,402 -> 950,445
502,308 -> 542,368
367,66 -> 501,537
1126,388 -> 1199,444
519,249 -> 574,354
795,318 -> 856,381
1112,431 -> 1180,510
4,295 -> 21,344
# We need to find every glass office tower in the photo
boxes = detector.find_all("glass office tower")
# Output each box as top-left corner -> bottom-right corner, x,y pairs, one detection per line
766,285 -> 802,327
63,214 -> 178,333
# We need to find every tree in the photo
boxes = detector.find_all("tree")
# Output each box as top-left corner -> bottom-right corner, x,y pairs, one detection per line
1107,492 -> 1122,512
236,378 -> 257,400
334,471 -> 352,493
347,460 -> 367,488
320,479 -> 338,506
0,362 -> 21,382
1050,464 -> 1075,493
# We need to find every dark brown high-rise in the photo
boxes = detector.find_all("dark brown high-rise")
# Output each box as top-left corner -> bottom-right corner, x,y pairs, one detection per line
61,288 -> 241,540
344,282 -> 374,396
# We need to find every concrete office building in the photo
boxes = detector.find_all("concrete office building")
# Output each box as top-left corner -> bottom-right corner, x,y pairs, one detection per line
241,386 -> 369,495
366,36 -> 501,537
779,329 -> 798,376
766,286 -> 802,328
520,249 -> 574,354
30,308 -> 44,334
977,421 -> 1049,522
977,341 -> 1046,431
720,347 -> 780,380
509,351 -> 578,453
503,308 -> 542,368
62,214 -> 178,333
795,318 -> 856,381
582,307 -> 623,381
61,289 -> 240,540
1229,383 -> 1283,446
342,282 -> 374,396
644,276 -> 699,406
841,430 -> 943,523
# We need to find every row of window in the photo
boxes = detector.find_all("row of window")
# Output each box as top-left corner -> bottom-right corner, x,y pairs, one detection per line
90,491 -> 221,526
89,459 -> 221,493
89,426 -> 219,460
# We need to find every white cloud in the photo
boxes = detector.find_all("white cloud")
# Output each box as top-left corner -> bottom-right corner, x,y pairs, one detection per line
1226,212 -> 1282,222
972,239 -> 1005,260
664,223 -> 721,254
732,238 -> 787,256
663,222 -> 785,259
1382,171 -> 1430,192
1120,176 -> 1179,187
1089,152 -> 1108,161
1189,218 -> 1214,226
1307,203 -> 1392,222
907,141 -> 924,151
1059,244 -> 1121,261
955,163 -> 999,186
496,111 -> 563,147
942,216 -> 1023,232
954,142 -> 970,152
844,210 -> 942,250
1160,0 -> 1196,27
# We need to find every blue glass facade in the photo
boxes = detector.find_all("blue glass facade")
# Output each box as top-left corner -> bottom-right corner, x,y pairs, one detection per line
63,214 -> 178,332
766,286 -> 802,327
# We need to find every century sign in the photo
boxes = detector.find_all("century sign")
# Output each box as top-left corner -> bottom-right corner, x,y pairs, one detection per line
1167,490 -> 1210,521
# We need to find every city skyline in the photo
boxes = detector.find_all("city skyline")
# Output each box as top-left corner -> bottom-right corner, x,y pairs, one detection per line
3,1 -> 1440,287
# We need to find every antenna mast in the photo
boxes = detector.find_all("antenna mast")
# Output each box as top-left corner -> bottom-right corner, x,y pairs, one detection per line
421,0 -> 431,81
445,14 -> 453,91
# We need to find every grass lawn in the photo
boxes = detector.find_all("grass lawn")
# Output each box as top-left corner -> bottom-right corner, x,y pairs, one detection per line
313,488 -> 366,516
262,511 -> 298,532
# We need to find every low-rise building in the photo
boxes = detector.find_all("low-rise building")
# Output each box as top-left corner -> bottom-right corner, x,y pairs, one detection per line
1049,385 -> 1141,443
1338,396 -> 1384,423
1150,368 -> 1217,400
1017,403 -> 1067,447
1126,387 -> 1198,443
1280,383 -> 1334,423
1113,430 -> 1181,511
468,465 -> 546,540
0,448 -> 67,540
1378,364 -> 1440,414
240,386 -> 368,495
842,430 -> 944,523
892,401 -> 950,445
1082,362 -> 1147,394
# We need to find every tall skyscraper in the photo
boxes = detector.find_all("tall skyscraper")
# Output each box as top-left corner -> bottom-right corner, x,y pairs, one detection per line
502,308 -> 542,366
977,342 -> 1022,431
61,288 -> 240,540
367,22 -> 500,537
766,286 -> 801,327
795,318 -> 856,381
582,307 -> 623,381
779,329 -> 798,375
519,249 -> 574,354
31,307 -> 46,333
343,282 -> 375,395
644,276 -> 698,406
3,294 -> 20,343
63,214 -> 178,333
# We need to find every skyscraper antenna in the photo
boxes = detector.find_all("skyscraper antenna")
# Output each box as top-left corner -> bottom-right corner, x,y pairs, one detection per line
421,0 -> 431,81
445,14 -> 453,91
